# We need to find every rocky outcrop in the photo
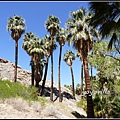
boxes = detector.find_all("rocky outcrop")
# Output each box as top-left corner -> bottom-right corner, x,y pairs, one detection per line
0,58 -> 31,85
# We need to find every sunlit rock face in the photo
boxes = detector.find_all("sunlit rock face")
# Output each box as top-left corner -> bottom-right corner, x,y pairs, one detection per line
0,58 -> 31,86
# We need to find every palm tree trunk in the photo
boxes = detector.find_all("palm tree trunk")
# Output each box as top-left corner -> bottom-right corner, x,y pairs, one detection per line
50,52 -> 53,101
83,56 -> 94,118
50,36 -> 54,102
70,66 -> 75,99
40,57 -> 49,96
14,40 -> 18,82
58,46 -> 62,102
31,60 -> 34,87
35,65 -> 39,88
80,63 -> 83,99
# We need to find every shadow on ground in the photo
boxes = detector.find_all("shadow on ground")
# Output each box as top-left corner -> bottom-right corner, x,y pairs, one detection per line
71,111 -> 86,118
38,85 -> 75,102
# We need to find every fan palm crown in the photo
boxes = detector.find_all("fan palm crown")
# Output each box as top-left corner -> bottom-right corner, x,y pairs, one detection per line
66,8 -> 99,57
7,15 -> 25,41
56,28 -> 66,46
63,50 -> 75,66
45,15 -> 60,36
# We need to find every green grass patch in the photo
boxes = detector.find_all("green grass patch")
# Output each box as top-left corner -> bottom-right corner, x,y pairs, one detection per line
0,79 -> 48,105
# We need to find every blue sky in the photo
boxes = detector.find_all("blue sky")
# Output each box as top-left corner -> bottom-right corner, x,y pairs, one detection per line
0,1 -> 96,87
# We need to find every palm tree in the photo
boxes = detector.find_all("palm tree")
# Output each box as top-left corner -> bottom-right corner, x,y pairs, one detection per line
28,37 -> 45,88
56,28 -> 66,102
40,35 -> 57,96
45,15 -> 60,101
89,2 -> 120,50
65,8 -> 100,118
22,32 -> 45,87
63,50 -> 76,99
7,15 -> 26,82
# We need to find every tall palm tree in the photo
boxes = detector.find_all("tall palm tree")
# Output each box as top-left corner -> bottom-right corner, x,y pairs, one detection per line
56,28 -> 66,102
89,2 -> 120,50
7,15 -> 26,82
45,15 -> 60,101
40,35 -> 57,96
65,8 -> 100,118
63,50 -> 76,99
22,32 -> 45,87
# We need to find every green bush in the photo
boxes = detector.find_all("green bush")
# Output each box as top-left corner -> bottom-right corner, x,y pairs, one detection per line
76,98 -> 87,111
0,79 -> 47,104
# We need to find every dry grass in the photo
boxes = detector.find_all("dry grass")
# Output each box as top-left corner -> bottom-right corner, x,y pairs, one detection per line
41,104 -> 60,118
5,97 -> 29,112
30,101 -> 43,113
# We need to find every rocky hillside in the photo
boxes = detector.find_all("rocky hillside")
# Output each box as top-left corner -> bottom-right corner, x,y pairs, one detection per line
0,58 -> 31,85
0,58 -> 87,118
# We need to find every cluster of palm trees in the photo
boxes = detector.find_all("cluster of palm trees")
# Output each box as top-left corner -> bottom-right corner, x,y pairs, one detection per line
6,2 -> 119,118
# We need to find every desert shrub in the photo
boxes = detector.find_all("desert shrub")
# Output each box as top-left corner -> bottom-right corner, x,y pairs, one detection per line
0,79 -> 47,106
5,97 -> 29,112
42,105 -> 59,117
76,98 -> 87,111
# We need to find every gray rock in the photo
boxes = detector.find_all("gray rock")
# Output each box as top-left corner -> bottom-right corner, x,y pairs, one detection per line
0,58 -> 31,86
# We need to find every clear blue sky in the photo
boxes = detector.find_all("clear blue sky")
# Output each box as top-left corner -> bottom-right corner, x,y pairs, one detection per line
0,1 -> 96,87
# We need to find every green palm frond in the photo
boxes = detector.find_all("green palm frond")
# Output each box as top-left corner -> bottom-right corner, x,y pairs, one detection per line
45,15 -> 60,33
63,50 -> 75,61
22,32 -> 45,61
7,15 -> 25,33
65,7 -> 99,56
108,33 -> 118,50
41,34 -> 57,57
89,2 -> 120,50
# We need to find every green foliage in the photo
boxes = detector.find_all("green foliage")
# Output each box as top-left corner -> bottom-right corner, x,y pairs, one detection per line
22,32 -> 45,61
38,95 -> 48,106
75,83 -> 81,95
76,98 -> 87,111
7,15 -> 25,33
88,40 -> 120,80
90,76 -> 120,118
89,2 -> 120,50
63,50 -> 75,62
0,79 -> 48,105
56,27 -> 66,46
64,84 -> 72,91
41,34 -> 57,57
45,15 -> 60,34
88,39 -> 120,118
